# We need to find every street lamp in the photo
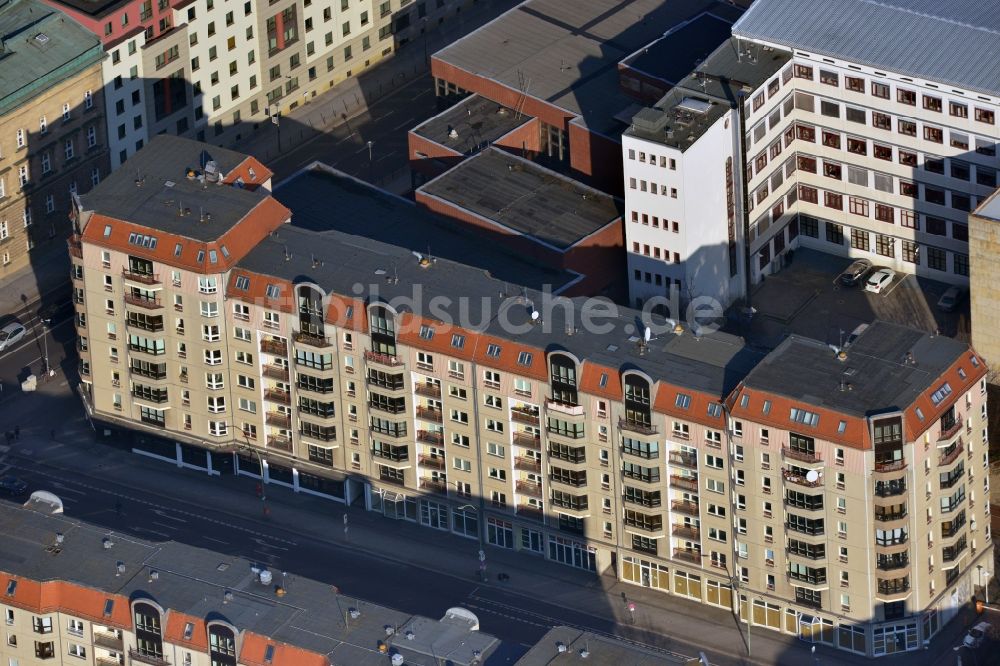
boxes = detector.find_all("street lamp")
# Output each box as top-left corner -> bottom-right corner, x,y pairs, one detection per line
272,112 -> 281,153
731,574 -> 751,658
977,565 -> 990,605
457,503 -> 486,582
366,140 -> 375,182
239,429 -> 267,514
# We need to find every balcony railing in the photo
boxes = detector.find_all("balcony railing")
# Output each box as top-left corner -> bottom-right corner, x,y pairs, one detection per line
671,524 -> 700,540
938,442 -> 963,467
546,397 -> 584,416
68,235 -> 83,259
673,548 -> 702,564
260,339 -> 287,356
511,408 -> 540,425
265,412 -> 291,428
782,468 -> 822,487
874,509 -> 908,522
92,631 -> 123,650
668,451 -> 697,468
124,293 -> 163,309
128,649 -> 171,666
619,417 -> 658,436
877,557 -> 910,571
876,580 -> 910,596
294,331 -> 332,348
418,454 -> 446,470
517,504 -> 544,521
513,432 -> 542,450
264,388 -> 291,404
669,475 -> 698,492
782,447 -> 822,464
416,430 -> 443,445
515,480 -> 543,498
262,365 -> 290,381
514,456 -> 541,473
122,269 -> 160,285
670,499 -> 699,516
875,481 -> 906,497
96,656 -> 124,666
365,350 -> 403,367
414,383 -> 442,399
938,413 -> 963,441
415,406 -> 443,423
419,477 -> 447,494
874,459 -> 906,473
267,435 -> 292,452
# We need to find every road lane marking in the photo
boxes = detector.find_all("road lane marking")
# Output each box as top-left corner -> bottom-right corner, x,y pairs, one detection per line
393,119 -> 416,131
203,536 -> 229,545
151,521 -> 178,531
153,509 -> 188,523
133,527 -> 170,538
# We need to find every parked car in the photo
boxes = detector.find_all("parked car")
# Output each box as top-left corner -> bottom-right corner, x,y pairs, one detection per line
0,476 -> 28,497
864,268 -> 896,294
844,323 -> 869,348
937,286 -> 966,313
0,322 -> 26,351
964,621 -> 991,648
839,259 -> 872,286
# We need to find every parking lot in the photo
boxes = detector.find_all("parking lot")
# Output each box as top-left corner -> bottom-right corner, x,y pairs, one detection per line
727,248 -> 970,350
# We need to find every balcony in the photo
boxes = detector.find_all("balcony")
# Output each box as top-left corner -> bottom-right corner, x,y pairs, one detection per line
874,509 -> 908,522
365,350 -> 404,367
782,447 -> 822,464
619,417 -> 658,436
513,432 -> 542,450
669,475 -> 698,492
267,436 -> 292,452
264,388 -> 291,405
782,468 -> 822,488
262,365 -> 290,381
415,406 -> 443,423
875,480 -> 906,497
673,548 -> 702,565
93,630 -> 123,650
874,459 -> 907,473
265,412 -> 291,428
671,524 -> 700,540
517,504 -> 544,522
416,430 -> 443,445
68,235 -> 83,259
546,397 -> 584,416
294,331 -> 332,348
670,499 -> 700,516
369,401 -> 407,416
875,579 -> 911,599
414,383 -> 442,399
124,293 -> 163,310
515,480 -> 543,498
511,407 -> 540,425
122,269 -> 160,285
418,454 -> 446,470
96,657 -> 124,666
128,649 -> 171,666
668,451 -> 697,469
514,456 -> 541,473
260,339 -> 287,356
419,477 -> 448,494
877,556 -> 910,572
938,413 -> 963,442
939,442 -> 964,467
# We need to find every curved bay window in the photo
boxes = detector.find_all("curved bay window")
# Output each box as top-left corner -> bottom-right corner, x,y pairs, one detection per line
208,623 -> 237,666
549,354 -> 578,405
132,602 -> 163,661
623,375 -> 653,431
369,305 -> 397,356
297,286 -> 326,339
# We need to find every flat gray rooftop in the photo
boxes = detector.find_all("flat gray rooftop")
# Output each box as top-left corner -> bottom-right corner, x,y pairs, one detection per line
417,147 -> 622,251
743,320 -> 968,417
733,0 -> 1000,98
624,12 -> 736,84
0,0 -> 101,114
516,627 -> 688,665
273,166 -> 575,292
411,94 -> 531,154
238,224 -> 759,397
974,188 -> 1000,223
433,0 -> 739,136
626,37 -> 789,150
0,503 -> 501,666
81,135 -> 267,242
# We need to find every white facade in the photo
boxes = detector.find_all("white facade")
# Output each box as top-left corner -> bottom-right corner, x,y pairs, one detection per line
104,32 -> 150,168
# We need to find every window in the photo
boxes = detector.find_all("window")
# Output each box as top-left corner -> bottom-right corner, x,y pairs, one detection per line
871,81 -> 889,98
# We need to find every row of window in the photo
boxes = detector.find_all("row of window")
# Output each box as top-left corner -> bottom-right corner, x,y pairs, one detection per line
628,177 -> 679,199
625,148 -> 678,170
628,210 -> 682,232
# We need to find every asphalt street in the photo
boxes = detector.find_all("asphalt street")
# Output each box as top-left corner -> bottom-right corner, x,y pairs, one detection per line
0,296 -> 74,394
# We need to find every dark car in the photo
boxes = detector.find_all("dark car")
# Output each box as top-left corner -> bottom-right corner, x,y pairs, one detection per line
839,259 -> 872,286
937,286 -> 966,313
0,476 -> 28,496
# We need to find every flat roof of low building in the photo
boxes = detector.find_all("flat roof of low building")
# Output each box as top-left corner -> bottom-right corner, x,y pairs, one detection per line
48,0 -> 131,17
433,0 -> 740,137
623,12 -> 737,84
0,503 -> 501,666
273,165 -> 576,292
516,627 -> 689,665
626,37 -> 789,150
417,147 -> 622,251
0,0 -> 102,114
742,320 -> 969,417
411,94 -> 532,154
81,135 -> 272,242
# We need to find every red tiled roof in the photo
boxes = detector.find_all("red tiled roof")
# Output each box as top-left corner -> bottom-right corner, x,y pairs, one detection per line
239,633 -> 329,666
164,611 -> 208,651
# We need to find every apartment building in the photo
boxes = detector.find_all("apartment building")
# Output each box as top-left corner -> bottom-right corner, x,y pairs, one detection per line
0,502 -> 501,666
969,190 -> 1000,376
0,0 -> 109,277
45,0 -> 473,169
623,0 -> 1000,308
73,138 -> 990,658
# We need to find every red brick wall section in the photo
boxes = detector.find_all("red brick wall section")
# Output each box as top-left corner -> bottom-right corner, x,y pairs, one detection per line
494,118 -> 542,161
408,132 -> 465,181
568,123 -> 624,197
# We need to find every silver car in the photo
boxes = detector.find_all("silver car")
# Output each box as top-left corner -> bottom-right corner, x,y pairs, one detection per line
0,322 -> 26,351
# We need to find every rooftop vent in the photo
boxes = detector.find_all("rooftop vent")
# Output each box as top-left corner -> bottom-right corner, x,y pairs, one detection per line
34,33 -> 49,45
631,107 -> 669,134
677,97 -> 712,114
204,160 -> 220,182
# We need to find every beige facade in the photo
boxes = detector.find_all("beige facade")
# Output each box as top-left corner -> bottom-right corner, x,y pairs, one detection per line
969,189 -> 1000,376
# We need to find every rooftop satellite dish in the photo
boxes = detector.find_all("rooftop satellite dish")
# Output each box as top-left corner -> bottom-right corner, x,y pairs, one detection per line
805,470 -> 819,483
643,326 -> 651,343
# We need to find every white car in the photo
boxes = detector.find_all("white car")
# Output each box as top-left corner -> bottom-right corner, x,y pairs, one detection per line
864,268 -> 896,294
964,621 -> 991,648
0,322 -> 26,351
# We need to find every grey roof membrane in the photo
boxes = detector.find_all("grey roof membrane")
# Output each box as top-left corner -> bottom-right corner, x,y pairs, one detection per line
417,147 -> 623,250
742,320 -> 968,417
732,0 -> 1000,98
80,135 -> 268,242
411,94 -> 531,155
433,0 -> 737,136
237,222 -> 760,398
0,503 -> 500,666
516,626 -> 686,665
272,167 -> 576,292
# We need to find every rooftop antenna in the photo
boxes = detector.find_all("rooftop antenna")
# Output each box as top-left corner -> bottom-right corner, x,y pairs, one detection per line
283,246 -> 291,261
